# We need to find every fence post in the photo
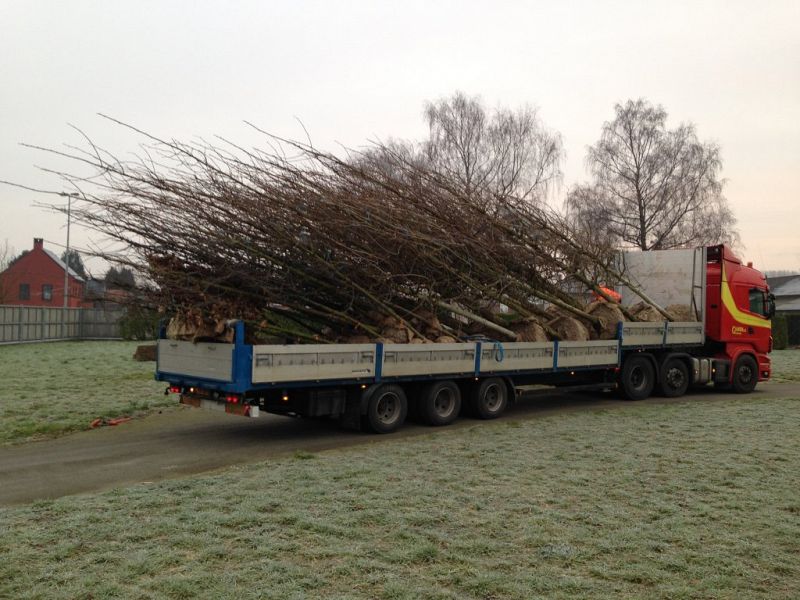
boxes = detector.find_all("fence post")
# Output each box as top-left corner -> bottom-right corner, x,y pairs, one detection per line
17,306 -> 23,342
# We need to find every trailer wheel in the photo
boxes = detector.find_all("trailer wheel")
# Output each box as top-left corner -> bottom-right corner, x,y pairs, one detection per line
620,355 -> 655,401
420,380 -> 461,426
470,378 -> 508,419
658,358 -> 689,398
363,384 -> 408,434
731,354 -> 758,394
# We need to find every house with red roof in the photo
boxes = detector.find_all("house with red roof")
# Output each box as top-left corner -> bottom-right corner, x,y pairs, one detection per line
0,238 -> 90,307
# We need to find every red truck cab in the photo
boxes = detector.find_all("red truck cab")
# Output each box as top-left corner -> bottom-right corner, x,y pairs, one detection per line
705,245 -> 774,385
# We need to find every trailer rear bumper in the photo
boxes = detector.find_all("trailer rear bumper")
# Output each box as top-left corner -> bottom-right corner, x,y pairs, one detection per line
180,395 -> 260,418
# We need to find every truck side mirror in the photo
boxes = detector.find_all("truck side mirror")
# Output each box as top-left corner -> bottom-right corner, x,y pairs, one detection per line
768,293 -> 776,319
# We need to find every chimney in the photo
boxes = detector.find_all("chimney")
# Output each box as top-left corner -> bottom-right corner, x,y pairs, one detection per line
33,238 -> 44,250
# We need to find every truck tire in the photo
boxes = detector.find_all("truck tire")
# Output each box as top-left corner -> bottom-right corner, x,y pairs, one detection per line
363,384 -> 408,434
731,354 -> 758,394
658,358 -> 689,398
469,378 -> 508,419
620,355 -> 655,401
420,380 -> 461,426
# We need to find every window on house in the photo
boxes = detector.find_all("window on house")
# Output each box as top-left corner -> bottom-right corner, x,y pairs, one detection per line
42,284 -> 53,302
19,283 -> 30,300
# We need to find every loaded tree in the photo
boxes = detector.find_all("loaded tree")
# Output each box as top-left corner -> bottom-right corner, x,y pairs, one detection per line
24,96 -> 681,344
0,239 -> 14,303
567,99 -> 738,251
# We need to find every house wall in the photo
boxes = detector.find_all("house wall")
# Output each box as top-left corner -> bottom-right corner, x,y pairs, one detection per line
0,239 -> 87,307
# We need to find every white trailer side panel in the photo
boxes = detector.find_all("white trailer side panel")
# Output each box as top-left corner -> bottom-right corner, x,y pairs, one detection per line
620,322 -> 666,347
158,340 -> 234,381
381,343 -> 477,377
665,322 -> 705,345
252,344 -> 376,383
479,342 -> 554,373
557,340 -> 619,368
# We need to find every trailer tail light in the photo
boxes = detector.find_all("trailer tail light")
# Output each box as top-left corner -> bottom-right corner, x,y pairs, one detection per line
225,395 -> 239,404
168,386 -> 181,394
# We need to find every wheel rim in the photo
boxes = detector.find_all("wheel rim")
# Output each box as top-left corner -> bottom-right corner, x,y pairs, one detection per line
433,388 -> 456,418
630,366 -> 645,391
665,367 -> 685,390
737,364 -> 753,385
376,392 -> 399,424
483,383 -> 502,411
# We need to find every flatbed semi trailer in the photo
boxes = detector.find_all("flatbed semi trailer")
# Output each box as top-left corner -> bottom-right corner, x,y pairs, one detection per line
156,245 -> 774,433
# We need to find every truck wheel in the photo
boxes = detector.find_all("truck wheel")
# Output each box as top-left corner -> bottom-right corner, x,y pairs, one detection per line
470,378 -> 507,419
731,355 -> 758,394
659,358 -> 689,398
363,384 -> 408,434
620,355 -> 655,401
420,380 -> 461,426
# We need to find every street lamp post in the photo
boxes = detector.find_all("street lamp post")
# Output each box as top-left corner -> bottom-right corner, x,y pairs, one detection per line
59,192 -> 79,337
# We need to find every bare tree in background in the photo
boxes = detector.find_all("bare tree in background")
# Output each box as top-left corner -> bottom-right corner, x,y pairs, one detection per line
567,99 -> 739,251
423,92 -> 563,203
0,239 -> 14,303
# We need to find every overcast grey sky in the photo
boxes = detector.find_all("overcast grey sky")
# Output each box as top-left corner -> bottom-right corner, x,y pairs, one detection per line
1,0 -> 798,273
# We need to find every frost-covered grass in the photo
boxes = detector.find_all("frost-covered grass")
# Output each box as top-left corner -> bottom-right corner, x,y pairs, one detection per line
770,349 -> 800,382
0,341 -> 170,444
1,395 -> 798,599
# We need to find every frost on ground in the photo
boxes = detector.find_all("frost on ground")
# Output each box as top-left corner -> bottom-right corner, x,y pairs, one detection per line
0,341 -> 170,444
770,349 -> 800,382
1,395 -> 798,600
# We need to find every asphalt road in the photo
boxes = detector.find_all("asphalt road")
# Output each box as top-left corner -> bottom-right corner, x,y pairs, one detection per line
1,382 -> 799,507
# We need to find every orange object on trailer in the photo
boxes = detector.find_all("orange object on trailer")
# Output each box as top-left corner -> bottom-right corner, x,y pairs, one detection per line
593,286 -> 621,303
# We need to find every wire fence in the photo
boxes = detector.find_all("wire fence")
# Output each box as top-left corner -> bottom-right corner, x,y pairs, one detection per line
0,305 -> 125,343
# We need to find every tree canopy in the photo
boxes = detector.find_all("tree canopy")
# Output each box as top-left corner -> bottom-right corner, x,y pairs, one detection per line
105,266 -> 136,289
423,92 -> 563,202
567,99 -> 738,251
61,249 -> 87,279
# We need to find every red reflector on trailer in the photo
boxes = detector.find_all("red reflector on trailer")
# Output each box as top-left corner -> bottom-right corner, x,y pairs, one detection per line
169,386 -> 181,394
226,395 -> 239,404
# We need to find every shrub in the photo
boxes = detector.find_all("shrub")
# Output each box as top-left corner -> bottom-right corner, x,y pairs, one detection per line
787,314 -> 800,346
772,313 -> 788,350
118,306 -> 161,340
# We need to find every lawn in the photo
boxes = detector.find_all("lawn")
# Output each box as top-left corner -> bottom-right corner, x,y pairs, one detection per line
0,341 -> 171,444
0,342 -> 796,446
769,349 -> 800,382
1,394 -> 798,599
